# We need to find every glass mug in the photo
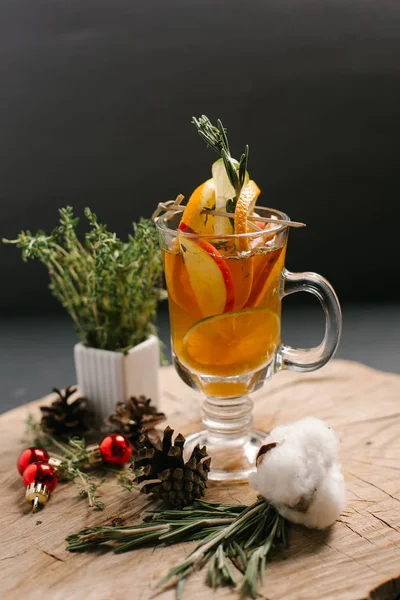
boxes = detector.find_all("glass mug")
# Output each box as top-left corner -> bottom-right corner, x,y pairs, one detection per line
156,207 -> 342,482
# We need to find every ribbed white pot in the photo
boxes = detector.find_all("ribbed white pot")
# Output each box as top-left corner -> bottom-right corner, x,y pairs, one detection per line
74,335 -> 160,423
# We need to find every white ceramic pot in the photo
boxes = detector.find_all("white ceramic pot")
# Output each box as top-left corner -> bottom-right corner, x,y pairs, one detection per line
74,335 -> 160,423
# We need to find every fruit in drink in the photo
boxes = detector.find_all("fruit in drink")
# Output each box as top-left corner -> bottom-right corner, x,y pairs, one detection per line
177,232 -> 235,317
164,240 -> 285,381
182,308 -> 279,377
234,180 -> 261,251
178,179 -> 216,234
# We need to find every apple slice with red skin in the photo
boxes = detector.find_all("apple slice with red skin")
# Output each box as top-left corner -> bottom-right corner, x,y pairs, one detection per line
178,221 -> 191,232
179,223 -> 235,316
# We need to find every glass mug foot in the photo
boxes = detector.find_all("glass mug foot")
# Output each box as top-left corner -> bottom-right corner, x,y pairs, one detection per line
184,429 -> 266,482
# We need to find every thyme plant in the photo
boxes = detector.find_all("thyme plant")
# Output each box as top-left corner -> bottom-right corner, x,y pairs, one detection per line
4,207 -> 164,352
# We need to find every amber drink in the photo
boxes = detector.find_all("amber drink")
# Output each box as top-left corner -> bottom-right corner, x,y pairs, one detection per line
162,213 -> 287,398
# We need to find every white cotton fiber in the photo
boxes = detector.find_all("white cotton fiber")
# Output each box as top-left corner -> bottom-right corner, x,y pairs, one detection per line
248,417 -> 346,530
277,463 -> 346,529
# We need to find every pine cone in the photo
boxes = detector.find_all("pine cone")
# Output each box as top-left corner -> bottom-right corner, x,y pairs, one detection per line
105,396 -> 166,446
131,426 -> 211,508
40,386 -> 89,437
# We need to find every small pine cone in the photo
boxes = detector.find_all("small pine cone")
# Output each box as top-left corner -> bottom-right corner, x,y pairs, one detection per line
40,386 -> 89,437
105,396 -> 166,447
131,426 -> 211,508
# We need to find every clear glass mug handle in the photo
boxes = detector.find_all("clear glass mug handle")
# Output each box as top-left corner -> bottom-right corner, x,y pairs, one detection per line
275,269 -> 342,373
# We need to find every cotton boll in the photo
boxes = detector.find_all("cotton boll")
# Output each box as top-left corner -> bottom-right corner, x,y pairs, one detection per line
289,416 -> 339,469
277,464 -> 346,529
248,436 -> 320,508
263,417 -> 339,470
248,417 -> 345,529
249,417 -> 339,507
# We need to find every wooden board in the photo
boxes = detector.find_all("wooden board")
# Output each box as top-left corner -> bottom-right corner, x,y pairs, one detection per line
2,360 -> 400,600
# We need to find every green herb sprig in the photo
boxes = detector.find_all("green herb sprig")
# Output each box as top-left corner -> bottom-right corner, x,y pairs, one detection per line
3,208 -> 164,353
66,498 -> 287,598
191,115 -> 249,210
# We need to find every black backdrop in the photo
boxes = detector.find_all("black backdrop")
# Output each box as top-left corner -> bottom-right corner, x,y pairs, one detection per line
1,0 -> 400,313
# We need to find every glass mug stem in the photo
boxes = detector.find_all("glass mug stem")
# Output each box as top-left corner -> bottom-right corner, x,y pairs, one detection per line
202,396 -> 253,438
185,395 -> 265,483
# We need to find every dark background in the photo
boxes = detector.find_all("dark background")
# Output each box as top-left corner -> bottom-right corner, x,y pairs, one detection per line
1,0 -> 399,411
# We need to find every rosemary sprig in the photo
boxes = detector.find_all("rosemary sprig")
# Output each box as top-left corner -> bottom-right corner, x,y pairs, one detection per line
66,501 -> 242,551
192,115 -> 249,209
66,498 -> 287,598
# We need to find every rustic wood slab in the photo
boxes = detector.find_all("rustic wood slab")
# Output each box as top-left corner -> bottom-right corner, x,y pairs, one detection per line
1,360 -> 400,600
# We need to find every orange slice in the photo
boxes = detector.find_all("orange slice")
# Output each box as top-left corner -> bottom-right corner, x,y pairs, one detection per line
179,179 -> 216,234
225,180 -> 260,308
182,307 -> 279,376
234,180 -> 261,251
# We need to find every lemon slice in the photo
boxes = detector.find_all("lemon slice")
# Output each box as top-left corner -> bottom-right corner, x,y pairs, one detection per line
182,307 -> 279,375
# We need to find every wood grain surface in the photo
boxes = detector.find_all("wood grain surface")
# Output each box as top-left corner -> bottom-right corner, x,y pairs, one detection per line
1,360 -> 400,600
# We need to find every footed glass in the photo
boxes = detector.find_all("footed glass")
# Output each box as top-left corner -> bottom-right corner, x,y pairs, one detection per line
156,208 -> 341,482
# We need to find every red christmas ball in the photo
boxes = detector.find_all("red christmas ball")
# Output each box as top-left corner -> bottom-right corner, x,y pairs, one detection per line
99,434 -> 132,465
17,447 -> 50,475
22,462 -> 58,492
